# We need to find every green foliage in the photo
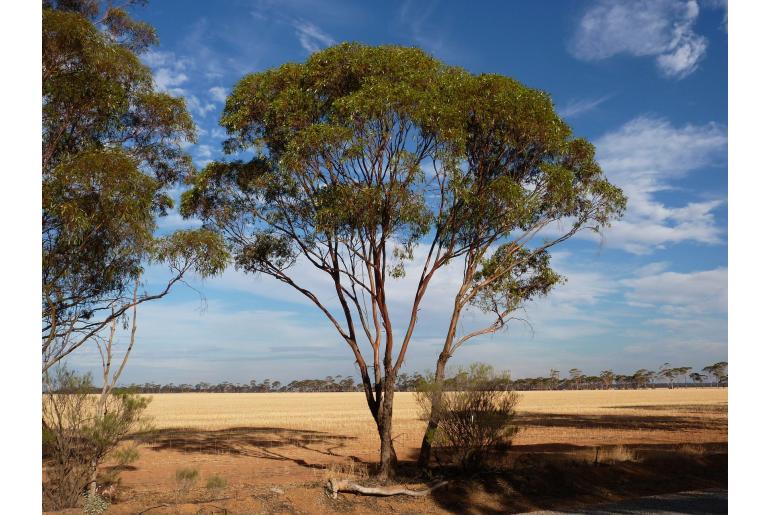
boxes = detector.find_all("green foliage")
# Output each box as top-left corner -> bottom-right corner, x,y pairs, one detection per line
42,1 -> 227,370
183,42 -> 624,292
152,229 -> 229,277
42,367 -> 152,510
184,43 -> 454,281
471,247 -> 562,318
416,363 -> 520,470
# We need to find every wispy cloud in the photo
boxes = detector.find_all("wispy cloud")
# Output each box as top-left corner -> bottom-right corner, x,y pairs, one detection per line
292,20 -> 335,53
622,266 -> 727,316
209,86 -> 228,103
397,0 -> 449,57
569,0 -> 708,79
593,115 -> 727,253
559,94 -> 612,118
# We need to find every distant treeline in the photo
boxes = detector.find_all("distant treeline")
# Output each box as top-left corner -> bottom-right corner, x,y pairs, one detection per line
100,362 -> 727,394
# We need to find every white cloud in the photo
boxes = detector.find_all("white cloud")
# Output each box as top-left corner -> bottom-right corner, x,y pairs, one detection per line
570,0 -> 708,79
593,115 -> 727,253
292,20 -> 335,53
558,94 -> 612,118
185,95 -> 217,118
153,68 -> 189,92
622,266 -> 727,315
209,86 -> 228,103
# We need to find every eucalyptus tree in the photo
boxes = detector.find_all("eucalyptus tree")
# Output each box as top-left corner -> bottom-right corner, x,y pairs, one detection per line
415,73 -> 625,464
703,361 -> 728,386
182,43 -> 462,477
42,1 -> 227,371
600,370 -> 615,390
182,43 -> 623,477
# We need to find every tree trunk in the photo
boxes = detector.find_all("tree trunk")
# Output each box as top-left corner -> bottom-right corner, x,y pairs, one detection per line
417,351 -> 449,468
376,374 -> 398,479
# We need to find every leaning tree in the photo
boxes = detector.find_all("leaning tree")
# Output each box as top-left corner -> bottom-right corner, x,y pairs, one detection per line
182,43 -> 623,477
42,0 -> 227,372
414,72 -> 624,465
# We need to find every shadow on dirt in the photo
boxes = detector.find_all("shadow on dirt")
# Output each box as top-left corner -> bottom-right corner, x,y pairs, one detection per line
142,426 -> 362,470
428,447 -> 727,514
515,411 -> 727,432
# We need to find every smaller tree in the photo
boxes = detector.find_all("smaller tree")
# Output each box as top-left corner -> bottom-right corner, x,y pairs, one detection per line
599,370 -> 615,390
632,369 -> 654,389
689,372 -> 705,386
703,362 -> 728,387
658,363 -> 676,389
568,368 -> 584,390
549,369 -> 561,390
675,367 -> 692,387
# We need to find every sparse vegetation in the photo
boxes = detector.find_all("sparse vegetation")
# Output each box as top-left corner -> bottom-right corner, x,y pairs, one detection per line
175,467 -> 200,493
205,474 -> 227,490
600,445 -> 637,463
417,364 -> 520,470
42,367 -> 151,511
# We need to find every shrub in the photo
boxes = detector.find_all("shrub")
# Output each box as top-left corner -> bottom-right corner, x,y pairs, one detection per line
600,445 -> 637,463
175,467 -> 199,492
417,363 -> 520,470
42,367 -> 151,510
205,474 -> 227,490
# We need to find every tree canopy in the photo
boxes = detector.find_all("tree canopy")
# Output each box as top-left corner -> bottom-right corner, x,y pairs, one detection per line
42,0 -> 227,371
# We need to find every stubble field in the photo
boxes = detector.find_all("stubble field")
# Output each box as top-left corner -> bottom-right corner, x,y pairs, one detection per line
48,388 -> 728,514
142,388 -> 727,460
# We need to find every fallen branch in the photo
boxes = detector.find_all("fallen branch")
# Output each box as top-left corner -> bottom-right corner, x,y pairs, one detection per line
327,478 -> 449,499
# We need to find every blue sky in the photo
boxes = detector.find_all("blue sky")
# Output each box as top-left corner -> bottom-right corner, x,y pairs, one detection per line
68,0 -> 728,385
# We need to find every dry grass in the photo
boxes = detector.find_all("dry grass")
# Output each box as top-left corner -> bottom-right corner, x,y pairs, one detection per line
600,445 -> 637,463
138,389 -> 727,462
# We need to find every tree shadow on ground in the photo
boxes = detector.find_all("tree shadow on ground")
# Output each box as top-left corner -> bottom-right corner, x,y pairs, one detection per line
515,411 -> 727,432
428,446 -> 727,515
141,426 -> 364,471
608,403 -> 727,414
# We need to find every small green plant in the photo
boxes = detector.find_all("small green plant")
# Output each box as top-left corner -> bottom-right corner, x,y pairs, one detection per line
205,474 -> 227,490
175,467 -> 199,493
82,492 -> 110,515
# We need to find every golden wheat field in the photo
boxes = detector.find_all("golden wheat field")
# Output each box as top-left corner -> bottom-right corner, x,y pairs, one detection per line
141,389 -> 727,462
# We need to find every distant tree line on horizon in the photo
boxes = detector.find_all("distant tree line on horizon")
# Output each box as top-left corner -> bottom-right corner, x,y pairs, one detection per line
90,361 -> 727,394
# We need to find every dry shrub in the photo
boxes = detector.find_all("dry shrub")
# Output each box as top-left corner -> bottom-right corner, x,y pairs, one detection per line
600,445 -> 637,463
205,474 -> 227,490
175,467 -> 199,493
418,363 -> 520,471
323,458 -> 368,483
42,367 -> 151,511
678,444 -> 706,456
